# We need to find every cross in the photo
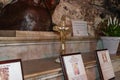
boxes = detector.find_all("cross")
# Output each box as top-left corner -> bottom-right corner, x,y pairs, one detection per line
53,15 -> 70,54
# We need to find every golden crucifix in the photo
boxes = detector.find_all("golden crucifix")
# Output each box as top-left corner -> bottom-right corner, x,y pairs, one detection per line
53,15 -> 70,54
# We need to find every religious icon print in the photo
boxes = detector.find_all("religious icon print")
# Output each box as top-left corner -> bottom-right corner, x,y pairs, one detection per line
69,56 -> 80,75
0,66 -> 9,80
60,53 -> 88,80
101,52 -> 108,63
96,49 -> 115,80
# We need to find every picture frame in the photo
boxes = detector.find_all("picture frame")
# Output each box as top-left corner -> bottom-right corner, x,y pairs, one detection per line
0,59 -> 24,80
96,49 -> 115,80
72,20 -> 88,37
60,52 -> 88,80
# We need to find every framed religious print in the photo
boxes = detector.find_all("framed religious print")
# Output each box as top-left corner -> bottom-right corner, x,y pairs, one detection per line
96,49 -> 115,80
60,52 -> 88,80
0,59 -> 24,80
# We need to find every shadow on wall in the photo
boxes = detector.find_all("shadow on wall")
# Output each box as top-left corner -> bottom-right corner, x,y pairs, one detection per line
0,0 -> 59,31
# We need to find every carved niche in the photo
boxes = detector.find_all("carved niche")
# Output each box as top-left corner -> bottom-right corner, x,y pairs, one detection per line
0,0 -> 59,31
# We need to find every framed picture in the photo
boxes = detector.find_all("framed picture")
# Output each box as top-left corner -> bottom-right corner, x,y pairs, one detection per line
96,49 -> 115,80
0,59 -> 24,80
60,52 -> 88,80
72,20 -> 88,37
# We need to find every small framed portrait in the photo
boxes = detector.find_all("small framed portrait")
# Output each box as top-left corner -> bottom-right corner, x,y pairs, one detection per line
0,59 -> 24,80
60,52 -> 88,80
96,49 -> 115,80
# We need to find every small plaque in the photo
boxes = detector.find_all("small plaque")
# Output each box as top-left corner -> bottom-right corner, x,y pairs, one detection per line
96,49 -> 115,80
60,52 -> 88,80
72,20 -> 88,36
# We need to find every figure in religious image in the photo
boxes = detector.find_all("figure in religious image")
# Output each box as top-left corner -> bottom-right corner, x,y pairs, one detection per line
69,56 -> 80,75
72,62 -> 80,75
101,52 -> 108,63
0,67 -> 9,80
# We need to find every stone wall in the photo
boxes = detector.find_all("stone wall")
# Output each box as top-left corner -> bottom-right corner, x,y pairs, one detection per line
0,0 -> 113,36
0,40 -> 96,61
52,0 -> 105,36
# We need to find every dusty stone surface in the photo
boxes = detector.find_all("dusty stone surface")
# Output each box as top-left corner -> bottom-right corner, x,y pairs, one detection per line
52,0 -> 104,36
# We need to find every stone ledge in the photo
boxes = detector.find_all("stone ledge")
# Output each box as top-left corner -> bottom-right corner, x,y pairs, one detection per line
0,30 -> 96,42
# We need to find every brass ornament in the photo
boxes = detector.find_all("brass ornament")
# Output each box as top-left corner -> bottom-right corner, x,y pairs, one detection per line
53,15 -> 71,54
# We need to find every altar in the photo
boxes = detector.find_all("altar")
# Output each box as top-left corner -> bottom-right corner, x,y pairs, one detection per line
0,31 -> 119,80
0,30 -> 95,79
0,31 -> 96,60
